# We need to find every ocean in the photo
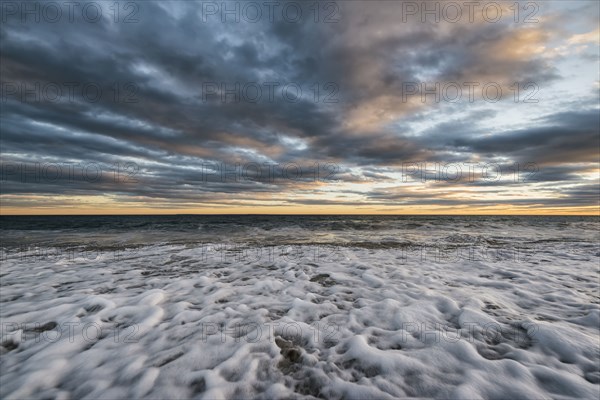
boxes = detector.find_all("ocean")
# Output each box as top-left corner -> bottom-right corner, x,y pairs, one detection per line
1,215 -> 599,399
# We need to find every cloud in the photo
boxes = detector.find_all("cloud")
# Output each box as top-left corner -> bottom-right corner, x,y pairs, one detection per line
0,0 -> 598,213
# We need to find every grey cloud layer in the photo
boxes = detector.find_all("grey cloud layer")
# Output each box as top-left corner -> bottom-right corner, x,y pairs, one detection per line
1,1 -> 598,210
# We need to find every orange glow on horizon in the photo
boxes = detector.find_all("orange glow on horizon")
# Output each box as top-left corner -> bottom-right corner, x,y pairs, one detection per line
1,205 -> 598,216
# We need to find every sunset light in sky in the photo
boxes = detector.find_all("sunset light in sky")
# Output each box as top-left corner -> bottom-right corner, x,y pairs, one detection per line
1,1 -> 598,214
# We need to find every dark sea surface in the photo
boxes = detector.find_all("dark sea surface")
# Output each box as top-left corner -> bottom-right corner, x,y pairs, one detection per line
1,215 -> 598,250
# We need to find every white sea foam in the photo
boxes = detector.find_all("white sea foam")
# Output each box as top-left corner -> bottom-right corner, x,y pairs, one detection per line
1,217 -> 599,399
1,236 -> 598,399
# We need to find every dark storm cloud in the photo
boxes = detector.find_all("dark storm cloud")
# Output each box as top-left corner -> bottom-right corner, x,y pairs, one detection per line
449,110 -> 600,164
0,1 -> 598,210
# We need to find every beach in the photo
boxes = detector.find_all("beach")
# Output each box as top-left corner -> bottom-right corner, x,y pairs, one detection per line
1,216 -> 598,399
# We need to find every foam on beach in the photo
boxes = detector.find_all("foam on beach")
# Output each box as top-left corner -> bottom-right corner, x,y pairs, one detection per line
1,216 -> 599,399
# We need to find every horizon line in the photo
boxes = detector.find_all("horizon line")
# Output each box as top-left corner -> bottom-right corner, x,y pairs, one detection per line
1,213 -> 598,217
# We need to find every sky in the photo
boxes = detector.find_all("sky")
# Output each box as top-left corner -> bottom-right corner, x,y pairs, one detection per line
0,0 -> 599,215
